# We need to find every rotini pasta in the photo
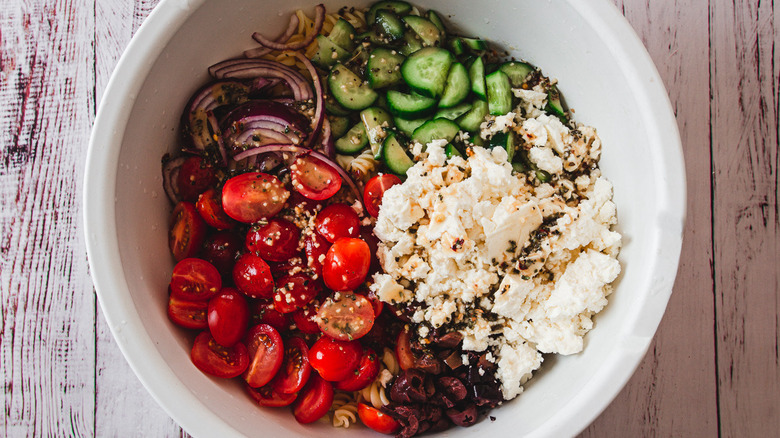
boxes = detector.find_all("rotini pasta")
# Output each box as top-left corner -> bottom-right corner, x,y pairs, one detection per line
347,148 -> 380,181
330,391 -> 360,428
358,379 -> 390,409
381,347 -> 401,376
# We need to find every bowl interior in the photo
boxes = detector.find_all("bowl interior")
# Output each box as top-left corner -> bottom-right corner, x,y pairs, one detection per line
93,0 -> 683,436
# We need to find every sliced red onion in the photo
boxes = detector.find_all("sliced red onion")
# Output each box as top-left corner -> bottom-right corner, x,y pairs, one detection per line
251,4 -> 325,51
319,116 -> 334,158
162,156 -> 187,204
250,77 -> 282,94
207,111 -> 229,166
209,59 -> 313,101
288,51 -> 324,149
231,121 -> 303,145
244,13 -> 300,58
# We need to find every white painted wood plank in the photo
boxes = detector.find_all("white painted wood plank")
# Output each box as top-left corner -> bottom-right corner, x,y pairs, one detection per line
0,0 -> 96,436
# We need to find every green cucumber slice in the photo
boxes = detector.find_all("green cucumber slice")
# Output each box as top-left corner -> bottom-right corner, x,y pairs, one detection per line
329,115 -> 351,139
386,90 -> 437,118
368,1 -> 412,24
366,48 -> 405,89
402,16 -> 442,47
412,118 -> 460,145
461,37 -> 487,53
545,85 -> 568,122
438,62 -> 470,108
498,61 -> 534,87
394,116 -> 428,137
400,31 -> 424,56
375,10 -> 405,41
444,143 -> 463,158
312,35 -> 349,69
427,10 -> 446,34
360,107 -> 394,157
325,94 -> 351,116
382,132 -> 415,175
486,70 -> 512,115
456,99 -> 489,132
433,102 -> 472,120
469,56 -> 486,100
335,122 -> 369,154
489,131 -> 516,161
328,18 -> 357,51
401,47 -> 454,98
328,64 -> 378,110
448,38 -> 466,56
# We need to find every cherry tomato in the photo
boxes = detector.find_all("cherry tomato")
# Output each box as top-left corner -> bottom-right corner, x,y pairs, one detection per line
292,373 -> 334,424
272,273 -> 322,314
314,203 -> 360,243
167,295 -> 208,329
322,238 -> 370,291
170,258 -> 222,301
190,331 -> 249,378
303,232 -> 330,278
290,154 -> 342,200
335,347 -> 380,391
272,337 -> 311,394
286,190 -> 323,215
396,325 -> 416,371
233,253 -> 274,299
360,226 -> 382,275
357,402 -> 401,434
363,173 -> 402,218
292,302 -> 321,334
200,231 -> 243,278
169,202 -> 207,261
196,188 -> 236,230
308,336 -> 362,381
249,300 -> 290,331
245,218 -> 301,262
267,256 -> 306,278
365,290 -> 384,318
317,293 -> 375,341
243,324 -> 284,388
222,172 -> 290,223
207,288 -> 249,347
177,156 -> 217,202
246,383 -> 297,407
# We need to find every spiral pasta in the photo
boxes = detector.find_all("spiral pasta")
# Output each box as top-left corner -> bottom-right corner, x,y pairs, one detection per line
347,148 -> 380,181
381,347 -> 401,376
330,391 -> 360,428
358,379 -> 390,409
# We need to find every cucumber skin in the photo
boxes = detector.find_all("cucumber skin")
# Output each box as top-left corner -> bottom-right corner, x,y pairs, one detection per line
386,90 -> 437,119
469,56 -> 487,101
486,70 -> 512,115
438,62 -> 470,108
382,133 -> 415,175
328,64 -> 379,111
401,47 -> 455,99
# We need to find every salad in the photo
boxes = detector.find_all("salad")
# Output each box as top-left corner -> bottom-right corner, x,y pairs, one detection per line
161,2 -> 621,437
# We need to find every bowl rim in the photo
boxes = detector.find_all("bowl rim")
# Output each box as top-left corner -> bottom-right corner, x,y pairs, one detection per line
83,0 -> 686,436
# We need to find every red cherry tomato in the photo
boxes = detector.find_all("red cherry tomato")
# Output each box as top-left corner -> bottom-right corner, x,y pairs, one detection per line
200,231 -> 243,278
396,325 -> 416,371
290,154 -> 342,200
303,232 -> 330,278
292,373 -> 334,424
169,202 -> 207,261
167,295 -> 208,329
207,288 -> 249,347
335,347 -> 380,391
267,256 -> 307,278
249,300 -> 290,331
322,238 -> 370,291
170,258 -> 222,301
190,331 -> 249,378
222,172 -> 290,223
177,156 -> 217,202
292,302 -> 321,334
272,273 -> 322,314
360,226 -> 382,275
196,188 -> 236,230
233,253 -> 274,299
286,190 -> 323,215
243,324 -> 284,388
308,336 -> 362,381
314,203 -> 360,243
272,337 -> 312,394
363,173 -> 402,218
246,383 -> 297,407
317,293 -> 375,341
358,402 -> 401,434
245,218 -> 301,262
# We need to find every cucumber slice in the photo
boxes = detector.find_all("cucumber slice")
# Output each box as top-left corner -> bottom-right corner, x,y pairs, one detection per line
402,16 -> 442,47
486,70 -> 512,115
401,47 -> 454,98
489,131 -> 516,161
448,38 -> 466,56
412,118 -> 460,145
461,37 -> 488,53
399,31 -> 424,56
438,62 -> 470,108
546,85 -> 568,122
498,61 -> 534,87
386,90 -> 437,118
456,99 -> 489,132
434,102 -> 472,120
444,143 -> 463,158
394,116 -> 428,137
325,95 -> 351,116
367,1 -> 412,23
469,56 -> 486,100
329,115 -> 351,139
366,48 -> 405,89
360,107 -> 394,156
328,18 -> 357,51
328,64 -> 378,110
427,10 -> 446,34
312,35 -> 349,69
335,122 -> 369,154
382,133 -> 415,175
375,10 -> 405,41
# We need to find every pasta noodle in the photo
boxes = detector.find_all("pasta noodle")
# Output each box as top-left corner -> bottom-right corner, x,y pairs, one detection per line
347,148 -> 380,182
381,347 -> 401,376
358,379 -> 390,409
330,391 -> 360,428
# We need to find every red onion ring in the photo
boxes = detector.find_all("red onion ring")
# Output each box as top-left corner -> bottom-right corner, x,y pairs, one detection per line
244,13 -> 300,58
207,110 -> 229,166
251,4 -> 325,51
319,116 -> 334,158
162,156 -> 187,204
288,51 -> 324,149
209,59 -> 313,101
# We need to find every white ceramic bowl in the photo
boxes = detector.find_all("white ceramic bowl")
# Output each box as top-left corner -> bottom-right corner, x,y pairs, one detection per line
84,0 -> 685,436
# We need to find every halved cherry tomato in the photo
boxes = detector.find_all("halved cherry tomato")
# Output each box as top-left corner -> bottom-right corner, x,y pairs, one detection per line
169,202 -> 207,261
292,373 -> 334,424
396,325 -> 417,371
303,232 -> 330,278
246,383 -> 297,407
317,293 -> 375,341
273,273 -> 322,314
200,231 -> 243,278
358,402 -> 401,434
167,295 -> 208,329
222,172 -> 290,223
196,188 -> 236,229
243,324 -> 284,388
308,336 -> 362,381
292,301 -> 321,334
322,237 -> 370,291
207,288 -> 249,347
290,154 -> 342,200
363,173 -> 402,218
245,218 -> 301,262
249,300 -> 290,331
177,156 -> 217,202
170,258 -> 222,301
335,347 -> 380,391
233,253 -> 274,299
272,337 -> 311,394
314,203 -> 360,243
190,331 -> 249,378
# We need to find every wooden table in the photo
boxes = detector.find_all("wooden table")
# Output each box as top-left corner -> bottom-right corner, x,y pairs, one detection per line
1,0 -> 777,436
